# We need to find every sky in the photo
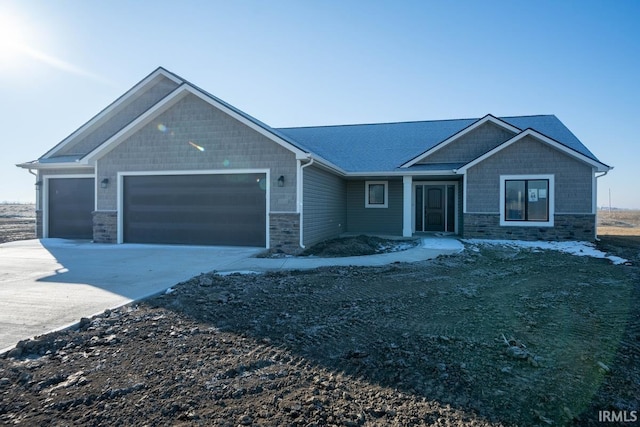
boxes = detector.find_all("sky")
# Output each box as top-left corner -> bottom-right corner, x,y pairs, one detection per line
0,0 -> 638,208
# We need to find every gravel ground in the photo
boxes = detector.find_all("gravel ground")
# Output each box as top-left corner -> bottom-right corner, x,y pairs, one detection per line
1,237 -> 638,426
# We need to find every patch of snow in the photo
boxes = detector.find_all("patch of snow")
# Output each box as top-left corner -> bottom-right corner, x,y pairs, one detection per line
422,238 -> 465,252
463,239 -> 629,265
165,287 -> 175,294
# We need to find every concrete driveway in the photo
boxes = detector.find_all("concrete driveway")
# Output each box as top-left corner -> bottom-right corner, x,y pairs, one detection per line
0,239 -> 261,351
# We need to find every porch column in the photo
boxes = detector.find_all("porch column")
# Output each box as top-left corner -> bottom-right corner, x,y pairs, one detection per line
402,175 -> 412,237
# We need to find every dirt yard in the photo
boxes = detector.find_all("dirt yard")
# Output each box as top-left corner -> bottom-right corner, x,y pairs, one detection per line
0,205 -> 639,426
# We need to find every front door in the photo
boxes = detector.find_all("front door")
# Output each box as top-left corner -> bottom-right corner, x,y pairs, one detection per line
425,186 -> 445,231
415,184 -> 456,233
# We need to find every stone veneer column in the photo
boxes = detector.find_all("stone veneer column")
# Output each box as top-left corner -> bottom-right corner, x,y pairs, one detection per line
269,212 -> 301,254
93,211 -> 118,243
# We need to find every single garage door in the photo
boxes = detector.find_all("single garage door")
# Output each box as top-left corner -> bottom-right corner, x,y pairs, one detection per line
48,178 -> 95,239
123,173 -> 267,246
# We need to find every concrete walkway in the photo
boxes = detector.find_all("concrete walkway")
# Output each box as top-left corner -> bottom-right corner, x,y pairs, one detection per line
0,237 -> 463,352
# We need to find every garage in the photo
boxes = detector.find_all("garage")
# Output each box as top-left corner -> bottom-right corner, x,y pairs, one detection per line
123,173 -> 267,246
48,177 -> 95,239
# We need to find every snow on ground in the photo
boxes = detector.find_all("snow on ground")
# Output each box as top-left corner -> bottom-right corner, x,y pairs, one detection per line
463,239 -> 629,265
421,237 -> 465,252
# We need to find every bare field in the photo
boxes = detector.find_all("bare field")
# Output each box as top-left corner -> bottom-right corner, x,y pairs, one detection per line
598,209 -> 640,236
0,203 -> 35,244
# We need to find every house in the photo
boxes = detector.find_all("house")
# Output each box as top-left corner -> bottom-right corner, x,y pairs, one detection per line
17,67 -> 611,253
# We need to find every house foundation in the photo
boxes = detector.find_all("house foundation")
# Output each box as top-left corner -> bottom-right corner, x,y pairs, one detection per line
463,213 -> 596,241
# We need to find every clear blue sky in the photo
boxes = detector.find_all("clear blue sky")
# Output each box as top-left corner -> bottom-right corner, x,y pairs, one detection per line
1,0 -> 638,208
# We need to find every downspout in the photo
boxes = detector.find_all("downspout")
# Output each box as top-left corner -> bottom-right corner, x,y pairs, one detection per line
298,157 -> 314,249
594,169 -> 611,241
28,169 -> 40,210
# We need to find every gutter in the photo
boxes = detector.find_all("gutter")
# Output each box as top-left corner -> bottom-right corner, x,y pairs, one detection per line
298,157 -> 315,249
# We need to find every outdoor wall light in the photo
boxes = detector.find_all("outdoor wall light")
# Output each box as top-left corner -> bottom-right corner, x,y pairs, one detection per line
101,178 -> 109,189
277,175 -> 285,187
35,181 -> 42,187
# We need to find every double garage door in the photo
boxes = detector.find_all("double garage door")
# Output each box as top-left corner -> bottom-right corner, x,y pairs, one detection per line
123,173 -> 267,247
48,173 -> 267,247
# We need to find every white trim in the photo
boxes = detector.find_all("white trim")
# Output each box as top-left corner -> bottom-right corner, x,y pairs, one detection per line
402,176 -> 413,236
456,129 -> 611,174
401,114 -> 521,168
116,169 -> 270,247
499,174 -> 555,227
298,158 -> 315,248
83,84 -> 310,164
42,68 -> 181,159
592,172 -> 597,215
365,180 -> 388,208
462,174 -> 468,213
42,174 -> 95,238
412,181 -> 459,234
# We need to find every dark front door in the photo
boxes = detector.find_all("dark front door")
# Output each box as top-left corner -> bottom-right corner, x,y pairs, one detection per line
48,178 -> 95,239
425,186 -> 445,231
415,184 -> 456,233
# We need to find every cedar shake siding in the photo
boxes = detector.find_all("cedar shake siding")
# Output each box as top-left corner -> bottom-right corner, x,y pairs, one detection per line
419,122 -> 515,165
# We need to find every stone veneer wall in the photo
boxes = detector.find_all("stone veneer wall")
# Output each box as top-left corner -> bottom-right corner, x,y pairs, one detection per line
35,210 -> 43,238
270,212 -> 301,254
463,213 -> 596,241
93,211 -> 117,243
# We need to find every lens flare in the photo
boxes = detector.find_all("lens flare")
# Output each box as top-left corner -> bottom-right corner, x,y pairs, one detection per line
223,159 -> 230,167
188,141 -> 205,152
157,123 -> 168,132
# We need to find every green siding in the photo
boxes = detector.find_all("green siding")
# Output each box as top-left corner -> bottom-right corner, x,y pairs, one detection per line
346,179 -> 403,235
303,166 -> 347,246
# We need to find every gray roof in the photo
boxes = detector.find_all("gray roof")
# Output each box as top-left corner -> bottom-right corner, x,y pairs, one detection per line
277,115 -> 600,173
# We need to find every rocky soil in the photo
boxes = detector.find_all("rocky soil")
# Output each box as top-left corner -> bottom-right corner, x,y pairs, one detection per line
1,234 -> 638,426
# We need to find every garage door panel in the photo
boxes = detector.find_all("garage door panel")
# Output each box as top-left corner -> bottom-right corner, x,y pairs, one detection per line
48,178 -> 94,239
123,174 -> 266,246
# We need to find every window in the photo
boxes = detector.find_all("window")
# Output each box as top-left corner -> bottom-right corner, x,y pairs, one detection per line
500,175 -> 554,226
365,181 -> 388,208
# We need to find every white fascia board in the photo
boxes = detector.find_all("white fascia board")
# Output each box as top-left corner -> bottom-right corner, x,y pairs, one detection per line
16,161 -> 94,170
42,68 -> 182,159
455,129 -> 611,174
401,114 -> 521,168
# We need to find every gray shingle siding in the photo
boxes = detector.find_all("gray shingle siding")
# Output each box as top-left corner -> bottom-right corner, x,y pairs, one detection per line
346,180 -> 403,235
56,76 -> 180,157
466,135 -> 594,214
96,94 -> 298,212
302,165 -> 347,246
420,122 -> 515,164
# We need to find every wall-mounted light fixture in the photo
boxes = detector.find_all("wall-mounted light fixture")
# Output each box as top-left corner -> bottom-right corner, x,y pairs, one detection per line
277,175 -> 285,187
101,178 -> 109,189
35,181 -> 42,187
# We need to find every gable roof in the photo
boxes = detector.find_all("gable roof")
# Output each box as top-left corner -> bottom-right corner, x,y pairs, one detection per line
18,67 -> 608,175
277,114 -> 607,173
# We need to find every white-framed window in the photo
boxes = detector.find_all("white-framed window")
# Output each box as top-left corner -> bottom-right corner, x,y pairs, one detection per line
365,180 -> 388,208
500,174 -> 554,227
